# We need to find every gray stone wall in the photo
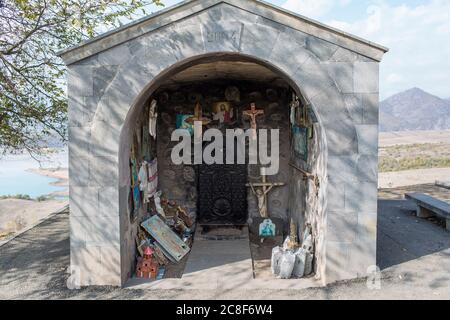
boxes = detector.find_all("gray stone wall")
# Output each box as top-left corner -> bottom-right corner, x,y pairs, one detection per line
65,2 -> 383,286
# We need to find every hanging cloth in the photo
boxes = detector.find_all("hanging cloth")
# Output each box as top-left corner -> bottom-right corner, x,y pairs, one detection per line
147,158 -> 158,198
138,161 -> 149,204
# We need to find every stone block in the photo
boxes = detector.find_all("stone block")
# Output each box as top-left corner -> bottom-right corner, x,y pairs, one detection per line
127,36 -> 146,55
354,62 -> 379,93
327,177 -> 345,210
98,44 -> 131,66
85,215 -> 120,246
324,119 -> 358,156
99,187 -> 120,216
83,96 -> 99,123
297,60 -> 338,102
93,65 -> 119,99
89,120 -> 120,157
70,214 -> 87,246
68,97 -> 87,127
327,211 -> 357,243
142,31 -> 180,75
70,244 -> 102,286
170,24 -> 206,60
269,28 -> 310,76
72,54 -> 99,66
330,47 -> 358,62
89,155 -> 118,187
356,155 -> 378,182
208,3 -> 259,24
325,241 -> 355,283
68,65 -> 93,97
327,155 -> 358,183
240,21 -> 281,60
345,181 -> 377,213
305,36 -> 338,61
68,126 -> 91,159
348,211 -> 377,275
327,62 -> 354,93
69,155 -> 90,187
99,245 -> 122,286
356,125 -> 378,155
362,93 -> 379,124
70,186 -> 99,217
201,22 -> 243,52
343,94 -> 363,124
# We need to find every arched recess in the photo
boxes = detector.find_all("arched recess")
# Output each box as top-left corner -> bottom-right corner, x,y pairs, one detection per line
90,50 -> 337,285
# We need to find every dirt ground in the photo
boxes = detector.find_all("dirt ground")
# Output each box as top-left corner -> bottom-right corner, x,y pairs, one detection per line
0,199 -> 68,245
379,130 -> 450,146
379,183 -> 450,202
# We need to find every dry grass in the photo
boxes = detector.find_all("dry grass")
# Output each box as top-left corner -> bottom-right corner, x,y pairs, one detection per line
379,142 -> 450,172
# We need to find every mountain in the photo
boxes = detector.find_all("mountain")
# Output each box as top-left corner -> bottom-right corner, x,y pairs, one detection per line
379,88 -> 450,132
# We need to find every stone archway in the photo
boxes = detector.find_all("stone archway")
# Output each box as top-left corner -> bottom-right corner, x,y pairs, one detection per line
65,1 -> 383,287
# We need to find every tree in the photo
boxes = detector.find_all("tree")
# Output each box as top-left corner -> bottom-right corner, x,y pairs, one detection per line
0,0 -> 163,156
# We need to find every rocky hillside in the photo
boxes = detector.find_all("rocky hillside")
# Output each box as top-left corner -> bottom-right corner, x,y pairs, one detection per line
380,88 -> 450,132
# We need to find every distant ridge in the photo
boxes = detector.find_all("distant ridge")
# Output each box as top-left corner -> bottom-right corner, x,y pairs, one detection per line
379,88 -> 450,132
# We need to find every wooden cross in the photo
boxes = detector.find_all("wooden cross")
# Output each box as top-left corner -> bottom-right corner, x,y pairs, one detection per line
185,102 -> 211,126
185,102 -> 211,136
243,103 -> 264,140
246,168 -> 285,218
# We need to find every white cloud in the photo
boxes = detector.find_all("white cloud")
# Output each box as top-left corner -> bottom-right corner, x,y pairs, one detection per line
282,0 -> 351,19
327,0 -> 450,99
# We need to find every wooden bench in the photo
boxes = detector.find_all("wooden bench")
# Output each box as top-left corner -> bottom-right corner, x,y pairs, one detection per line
405,193 -> 450,232
436,181 -> 450,190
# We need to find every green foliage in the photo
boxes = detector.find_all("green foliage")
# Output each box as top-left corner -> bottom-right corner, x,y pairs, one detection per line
379,142 -> 450,172
379,156 -> 450,172
0,194 -> 32,200
0,0 -> 163,155
36,195 -> 51,201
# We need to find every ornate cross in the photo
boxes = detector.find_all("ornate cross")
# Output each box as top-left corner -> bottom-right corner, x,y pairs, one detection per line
243,103 -> 264,140
246,168 -> 285,218
185,102 -> 211,137
185,102 -> 211,126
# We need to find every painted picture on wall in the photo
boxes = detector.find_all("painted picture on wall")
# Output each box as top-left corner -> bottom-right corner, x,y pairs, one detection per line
292,125 -> 308,161
176,114 -> 194,135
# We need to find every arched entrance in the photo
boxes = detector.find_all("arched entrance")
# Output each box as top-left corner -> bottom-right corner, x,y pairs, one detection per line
116,53 -> 328,285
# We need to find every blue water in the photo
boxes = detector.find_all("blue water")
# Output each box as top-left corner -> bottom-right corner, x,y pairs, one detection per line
0,149 -> 68,198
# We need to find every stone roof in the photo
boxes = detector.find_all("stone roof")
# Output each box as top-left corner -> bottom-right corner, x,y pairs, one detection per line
58,0 -> 388,64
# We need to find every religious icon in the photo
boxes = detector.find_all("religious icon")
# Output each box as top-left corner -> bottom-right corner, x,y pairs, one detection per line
259,219 -> 276,237
176,114 -> 194,135
185,102 -> 211,137
292,125 -> 308,161
212,102 -> 233,124
243,103 -> 264,140
246,167 -> 285,219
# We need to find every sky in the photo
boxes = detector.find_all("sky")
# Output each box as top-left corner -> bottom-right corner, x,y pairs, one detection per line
144,0 -> 450,100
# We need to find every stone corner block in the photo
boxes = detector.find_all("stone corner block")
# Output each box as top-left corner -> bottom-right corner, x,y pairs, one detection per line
354,62 -> 379,93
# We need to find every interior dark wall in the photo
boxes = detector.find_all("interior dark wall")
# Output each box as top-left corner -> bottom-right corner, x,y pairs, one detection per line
154,79 -> 291,227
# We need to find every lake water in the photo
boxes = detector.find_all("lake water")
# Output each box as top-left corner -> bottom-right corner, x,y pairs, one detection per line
0,149 -> 68,198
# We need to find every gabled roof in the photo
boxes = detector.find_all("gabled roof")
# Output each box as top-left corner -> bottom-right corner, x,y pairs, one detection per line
58,0 -> 388,64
